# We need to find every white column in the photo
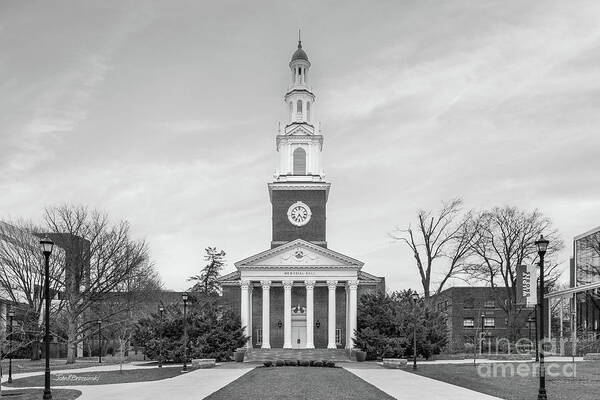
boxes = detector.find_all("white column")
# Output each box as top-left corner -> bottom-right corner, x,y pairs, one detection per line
345,284 -> 350,348
248,286 -> 253,348
240,280 -> 250,346
348,280 -> 358,349
283,280 -> 293,349
305,280 -> 315,349
327,280 -> 338,349
261,281 -> 271,349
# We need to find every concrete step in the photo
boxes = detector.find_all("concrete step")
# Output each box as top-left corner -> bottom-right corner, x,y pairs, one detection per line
244,348 -> 353,362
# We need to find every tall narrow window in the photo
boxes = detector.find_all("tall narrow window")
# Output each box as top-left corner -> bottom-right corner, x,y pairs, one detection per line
297,100 -> 303,114
306,102 -> 311,122
293,148 -> 306,175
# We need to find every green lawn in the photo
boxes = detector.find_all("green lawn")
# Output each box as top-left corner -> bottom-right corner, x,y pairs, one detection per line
0,388 -> 81,399
2,357 -> 133,374
408,361 -> 600,400
205,367 -> 394,400
5,366 -> 195,387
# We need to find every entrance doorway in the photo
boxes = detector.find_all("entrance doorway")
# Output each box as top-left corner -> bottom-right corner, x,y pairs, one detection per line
291,319 -> 307,349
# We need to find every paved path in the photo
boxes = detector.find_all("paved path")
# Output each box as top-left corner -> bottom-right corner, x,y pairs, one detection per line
345,367 -> 503,400
3,363 -> 253,400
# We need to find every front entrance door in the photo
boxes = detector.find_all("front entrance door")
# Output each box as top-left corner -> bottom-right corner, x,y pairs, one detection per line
291,320 -> 307,349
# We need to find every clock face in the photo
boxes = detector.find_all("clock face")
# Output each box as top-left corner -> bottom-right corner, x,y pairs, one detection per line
287,201 -> 312,226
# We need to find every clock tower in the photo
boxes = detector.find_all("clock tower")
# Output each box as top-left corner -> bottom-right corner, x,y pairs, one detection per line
268,38 -> 330,249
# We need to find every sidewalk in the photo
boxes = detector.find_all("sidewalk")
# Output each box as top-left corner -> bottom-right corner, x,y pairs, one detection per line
344,366 -> 503,400
4,363 -> 253,400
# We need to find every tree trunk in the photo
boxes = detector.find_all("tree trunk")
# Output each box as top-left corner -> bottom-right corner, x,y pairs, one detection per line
30,341 -> 41,361
66,318 -> 78,364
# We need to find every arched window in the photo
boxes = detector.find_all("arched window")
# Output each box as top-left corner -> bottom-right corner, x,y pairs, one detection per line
297,100 -> 303,114
293,148 -> 306,175
306,102 -> 311,122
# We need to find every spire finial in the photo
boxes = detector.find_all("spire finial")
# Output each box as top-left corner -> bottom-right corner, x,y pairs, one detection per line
298,29 -> 302,48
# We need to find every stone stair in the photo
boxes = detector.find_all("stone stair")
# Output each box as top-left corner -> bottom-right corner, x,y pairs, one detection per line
244,348 -> 353,363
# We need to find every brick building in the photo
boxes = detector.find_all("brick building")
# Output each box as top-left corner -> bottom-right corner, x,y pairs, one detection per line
219,40 -> 384,350
431,287 -> 534,352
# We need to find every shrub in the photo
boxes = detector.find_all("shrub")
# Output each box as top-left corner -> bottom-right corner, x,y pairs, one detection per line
263,361 -> 273,367
313,361 -> 323,367
309,360 -> 315,366
325,360 -> 336,368
275,360 -> 284,367
284,359 -> 296,366
296,359 -> 302,366
300,360 -> 310,367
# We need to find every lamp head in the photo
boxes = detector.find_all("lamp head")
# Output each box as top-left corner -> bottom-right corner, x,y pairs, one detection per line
182,292 -> 189,302
158,305 -> 164,313
8,307 -> 14,318
39,237 -> 54,254
411,291 -> 419,302
535,235 -> 549,254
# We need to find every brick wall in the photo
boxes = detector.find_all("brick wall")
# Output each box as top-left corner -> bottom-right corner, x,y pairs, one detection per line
271,189 -> 327,247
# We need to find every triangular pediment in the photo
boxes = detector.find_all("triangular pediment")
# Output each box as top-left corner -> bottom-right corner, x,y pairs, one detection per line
235,239 -> 363,269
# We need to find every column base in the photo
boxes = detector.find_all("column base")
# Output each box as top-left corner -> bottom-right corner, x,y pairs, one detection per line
283,344 -> 292,349
327,344 -> 336,349
305,344 -> 315,349
261,344 -> 271,349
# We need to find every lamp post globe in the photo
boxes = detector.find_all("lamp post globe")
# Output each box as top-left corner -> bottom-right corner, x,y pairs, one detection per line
39,236 -> 54,400
535,235 -> 549,400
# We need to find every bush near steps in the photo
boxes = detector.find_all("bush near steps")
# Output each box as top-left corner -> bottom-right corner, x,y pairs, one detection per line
264,360 -> 336,368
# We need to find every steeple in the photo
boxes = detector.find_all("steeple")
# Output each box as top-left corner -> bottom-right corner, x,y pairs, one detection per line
274,37 -> 324,182
268,37 -> 330,249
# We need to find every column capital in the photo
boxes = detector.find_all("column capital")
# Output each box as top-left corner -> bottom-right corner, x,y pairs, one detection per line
327,280 -> 338,289
304,280 -> 316,289
347,280 -> 358,290
282,280 -> 294,289
261,280 -> 271,290
240,280 -> 251,290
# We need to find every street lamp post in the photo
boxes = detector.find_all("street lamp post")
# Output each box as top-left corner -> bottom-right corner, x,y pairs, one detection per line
8,307 -> 14,383
182,293 -> 189,373
40,236 -> 54,400
534,304 -> 539,362
158,306 -> 164,368
480,314 -> 486,356
411,291 -> 419,370
536,235 -> 549,400
97,320 -> 102,363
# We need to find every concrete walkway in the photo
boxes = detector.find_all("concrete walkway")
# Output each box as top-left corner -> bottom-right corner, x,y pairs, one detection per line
3,363 -> 253,400
345,367 -> 503,400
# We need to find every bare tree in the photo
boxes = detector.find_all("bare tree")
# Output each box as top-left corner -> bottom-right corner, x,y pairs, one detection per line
391,199 -> 476,299
465,206 -> 564,337
0,220 -> 65,359
44,205 -> 151,363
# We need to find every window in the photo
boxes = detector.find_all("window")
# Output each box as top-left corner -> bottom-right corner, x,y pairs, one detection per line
256,329 -> 263,345
484,299 -> 495,308
297,100 -> 303,113
483,318 -> 495,328
463,318 -> 474,328
306,102 -> 311,121
335,329 -> 342,345
293,147 -> 306,175
463,298 -> 474,309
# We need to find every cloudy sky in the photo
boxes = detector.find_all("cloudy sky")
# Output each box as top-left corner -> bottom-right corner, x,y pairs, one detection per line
2,0 -> 600,292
